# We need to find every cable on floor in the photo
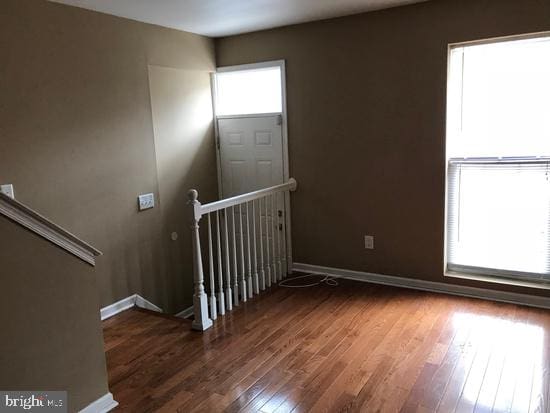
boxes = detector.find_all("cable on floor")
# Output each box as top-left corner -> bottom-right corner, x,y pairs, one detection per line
278,273 -> 339,288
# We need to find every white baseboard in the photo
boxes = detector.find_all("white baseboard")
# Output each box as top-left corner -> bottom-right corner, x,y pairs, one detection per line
100,294 -> 163,321
135,295 -> 163,313
293,263 -> 550,310
79,392 -> 118,413
100,296 -> 135,320
175,305 -> 194,319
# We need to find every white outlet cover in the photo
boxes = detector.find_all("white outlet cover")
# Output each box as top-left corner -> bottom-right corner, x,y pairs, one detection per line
138,193 -> 155,211
364,235 -> 374,250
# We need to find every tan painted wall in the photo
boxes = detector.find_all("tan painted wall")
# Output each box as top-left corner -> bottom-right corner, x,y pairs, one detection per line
0,0 -> 218,312
215,0 -> 550,297
148,65 -> 217,308
0,216 -> 109,412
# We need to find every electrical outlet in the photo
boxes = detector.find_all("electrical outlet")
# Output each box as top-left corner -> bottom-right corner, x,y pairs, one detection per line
0,184 -> 14,199
138,193 -> 155,211
364,235 -> 374,250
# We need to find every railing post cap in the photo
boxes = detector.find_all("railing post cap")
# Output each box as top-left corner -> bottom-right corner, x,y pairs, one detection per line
188,189 -> 199,202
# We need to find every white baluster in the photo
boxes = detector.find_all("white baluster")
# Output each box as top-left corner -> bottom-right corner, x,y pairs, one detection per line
187,189 -> 212,331
207,213 -> 217,320
252,200 -> 260,294
281,192 -> 288,278
232,205 -> 239,306
264,195 -> 272,287
271,194 -> 277,283
258,198 -> 266,290
246,202 -> 253,299
223,208 -> 233,311
215,211 -> 225,315
239,204 -> 247,302
276,193 -> 283,281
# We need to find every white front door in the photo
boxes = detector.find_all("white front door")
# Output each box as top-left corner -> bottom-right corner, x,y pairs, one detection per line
218,115 -> 284,198
214,60 -> 292,273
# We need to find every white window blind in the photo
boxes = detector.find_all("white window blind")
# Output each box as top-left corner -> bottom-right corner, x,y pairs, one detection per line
447,159 -> 550,280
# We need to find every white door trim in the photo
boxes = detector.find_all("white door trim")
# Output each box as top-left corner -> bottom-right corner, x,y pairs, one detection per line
212,60 -> 293,272
215,59 -> 288,74
216,112 -> 282,120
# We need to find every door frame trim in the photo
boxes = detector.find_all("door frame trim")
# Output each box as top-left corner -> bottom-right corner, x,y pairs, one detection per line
216,112 -> 282,120
211,60 -> 292,272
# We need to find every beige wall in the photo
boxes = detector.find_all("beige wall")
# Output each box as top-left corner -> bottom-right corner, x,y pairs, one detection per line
3,0 -> 549,318
148,65 -> 218,308
216,0 -> 550,297
0,0 -> 218,312
0,216 -> 109,412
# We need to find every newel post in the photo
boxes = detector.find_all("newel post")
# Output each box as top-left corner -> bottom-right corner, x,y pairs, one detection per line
188,189 -> 213,331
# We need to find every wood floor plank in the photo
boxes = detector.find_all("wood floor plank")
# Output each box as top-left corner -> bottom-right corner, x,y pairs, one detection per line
473,305 -> 518,413
413,299 -> 479,411
267,288 -> 408,412
261,290 -> 384,412
102,279 -> 550,413
365,298 -> 455,411
436,302 -> 495,412
455,304 -> 509,413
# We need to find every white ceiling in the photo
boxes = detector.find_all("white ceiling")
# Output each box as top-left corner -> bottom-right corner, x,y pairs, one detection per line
48,0 -> 429,38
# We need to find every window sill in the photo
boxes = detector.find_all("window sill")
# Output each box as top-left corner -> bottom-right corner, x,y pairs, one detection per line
445,270 -> 550,291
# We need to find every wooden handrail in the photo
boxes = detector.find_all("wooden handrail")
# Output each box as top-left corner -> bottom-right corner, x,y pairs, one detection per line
191,178 -> 297,219
0,193 -> 102,266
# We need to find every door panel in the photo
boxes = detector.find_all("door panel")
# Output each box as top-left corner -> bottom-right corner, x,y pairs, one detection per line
229,160 -> 247,195
218,115 -> 283,198
255,131 -> 273,146
256,160 -> 273,189
228,132 -> 244,145
218,115 -> 286,278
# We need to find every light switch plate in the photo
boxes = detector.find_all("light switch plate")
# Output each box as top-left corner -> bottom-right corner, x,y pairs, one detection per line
138,193 -> 155,211
0,184 -> 14,199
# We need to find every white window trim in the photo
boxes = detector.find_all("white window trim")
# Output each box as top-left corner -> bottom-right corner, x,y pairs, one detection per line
446,271 -> 550,292
448,30 -> 550,49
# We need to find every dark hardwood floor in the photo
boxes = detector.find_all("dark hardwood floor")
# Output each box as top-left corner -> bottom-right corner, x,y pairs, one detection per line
103,278 -> 550,412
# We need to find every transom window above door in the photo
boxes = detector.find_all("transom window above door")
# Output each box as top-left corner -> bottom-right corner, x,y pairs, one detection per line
213,61 -> 289,202
445,33 -> 550,287
215,64 -> 283,116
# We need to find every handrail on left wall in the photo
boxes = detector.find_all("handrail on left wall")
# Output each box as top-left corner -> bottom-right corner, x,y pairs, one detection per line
0,192 -> 102,266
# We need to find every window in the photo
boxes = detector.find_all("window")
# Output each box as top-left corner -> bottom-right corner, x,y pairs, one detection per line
215,65 -> 282,116
446,34 -> 550,284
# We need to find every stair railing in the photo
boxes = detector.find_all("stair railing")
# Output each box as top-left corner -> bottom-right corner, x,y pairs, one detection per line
187,178 -> 297,331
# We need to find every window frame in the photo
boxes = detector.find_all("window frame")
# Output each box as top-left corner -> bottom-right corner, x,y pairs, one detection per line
213,60 -> 286,118
443,31 -> 550,290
